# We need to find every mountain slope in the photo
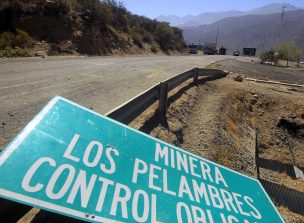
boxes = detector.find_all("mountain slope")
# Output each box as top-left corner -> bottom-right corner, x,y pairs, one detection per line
157,3 -> 302,27
182,10 -> 304,54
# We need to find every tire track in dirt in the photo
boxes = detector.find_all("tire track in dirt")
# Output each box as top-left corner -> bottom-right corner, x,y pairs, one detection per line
181,83 -> 226,160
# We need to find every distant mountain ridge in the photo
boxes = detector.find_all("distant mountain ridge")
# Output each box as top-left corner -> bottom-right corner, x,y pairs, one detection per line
246,3 -> 301,15
157,3 -> 302,27
182,10 -> 304,54
181,10 -> 243,27
156,15 -> 195,27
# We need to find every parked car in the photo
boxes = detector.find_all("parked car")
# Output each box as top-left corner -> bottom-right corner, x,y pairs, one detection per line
188,48 -> 198,54
233,50 -> 240,56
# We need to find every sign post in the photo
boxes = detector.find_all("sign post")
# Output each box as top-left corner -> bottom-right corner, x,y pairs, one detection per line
0,96 -> 285,222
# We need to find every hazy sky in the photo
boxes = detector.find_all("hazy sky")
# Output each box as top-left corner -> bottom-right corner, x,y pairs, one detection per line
121,0 -> 304,18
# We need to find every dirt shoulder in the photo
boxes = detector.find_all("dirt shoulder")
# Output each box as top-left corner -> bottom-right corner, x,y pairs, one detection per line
131,62 -> 304,223
214,58 -> 304,84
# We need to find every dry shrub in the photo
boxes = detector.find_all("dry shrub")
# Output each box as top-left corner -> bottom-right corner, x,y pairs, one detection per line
14,29 -> 33,48
0,47 -> 31,57
0,29 -> 33,49
0,32 -> 15,49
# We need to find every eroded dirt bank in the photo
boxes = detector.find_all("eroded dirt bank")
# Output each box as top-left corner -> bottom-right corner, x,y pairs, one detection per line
131,68 -> 304,223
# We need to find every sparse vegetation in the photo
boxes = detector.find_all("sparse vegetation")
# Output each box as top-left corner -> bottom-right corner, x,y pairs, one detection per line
14,29 -> 33,48
260,42 -> 303,67
0,29 -> 33,49
277,43 -> 292,67
0,29 -> 33,57
260,49 -> 278,66
0,47 -> 31,57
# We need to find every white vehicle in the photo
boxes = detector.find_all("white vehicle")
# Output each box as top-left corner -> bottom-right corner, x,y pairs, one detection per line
233,50 -> 240,56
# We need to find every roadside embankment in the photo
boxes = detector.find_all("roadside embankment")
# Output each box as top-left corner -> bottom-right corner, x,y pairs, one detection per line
130,63 -> 304,223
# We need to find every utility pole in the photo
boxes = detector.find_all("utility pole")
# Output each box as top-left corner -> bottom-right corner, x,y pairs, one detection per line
278,5 -> 286,42
215,23 -> 219,51
281,5 -> 286,23
262,35 -> 266,50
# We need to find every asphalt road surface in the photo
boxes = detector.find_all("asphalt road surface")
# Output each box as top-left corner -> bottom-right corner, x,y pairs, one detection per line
0,55 -> 237,150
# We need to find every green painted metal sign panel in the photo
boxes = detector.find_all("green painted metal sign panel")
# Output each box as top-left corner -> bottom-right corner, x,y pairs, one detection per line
0,96 -> 285,223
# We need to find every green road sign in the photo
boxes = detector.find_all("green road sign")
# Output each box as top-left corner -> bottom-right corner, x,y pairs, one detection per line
0,96 -> 285,223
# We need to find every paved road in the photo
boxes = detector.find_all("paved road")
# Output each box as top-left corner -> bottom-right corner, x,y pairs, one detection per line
0,55 -> 234,150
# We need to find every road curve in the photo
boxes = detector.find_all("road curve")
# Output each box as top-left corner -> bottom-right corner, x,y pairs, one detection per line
0,55 -> 233,150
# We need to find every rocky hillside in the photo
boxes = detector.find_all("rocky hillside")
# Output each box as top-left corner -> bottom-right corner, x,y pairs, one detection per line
0,0 -> 185,56
183,10 -> 304,54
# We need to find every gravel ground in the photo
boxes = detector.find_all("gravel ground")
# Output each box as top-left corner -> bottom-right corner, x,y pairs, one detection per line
213,58 -> 304,84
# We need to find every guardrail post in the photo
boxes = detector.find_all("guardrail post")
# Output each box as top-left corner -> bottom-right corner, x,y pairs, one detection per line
193,68 -> 199,85
255,130 -> 260,180
285,130 -> 297,167
158,82 -> 169,115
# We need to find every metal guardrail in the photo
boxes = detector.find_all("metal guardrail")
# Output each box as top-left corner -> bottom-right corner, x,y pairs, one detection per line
105,84 -> 160,124
256,131 -> 304,215
0,68 -> 227,223
106,68 -> 227,124
167,69 -> 195,91
257,157 -> 297,178
260,179 -> 304,215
